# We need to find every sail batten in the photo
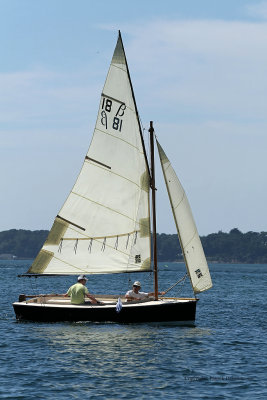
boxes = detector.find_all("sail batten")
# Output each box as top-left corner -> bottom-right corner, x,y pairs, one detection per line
85,157 -> 111,169
101,93 -> 125,105
28,32 -> 151,275
157,140 -> 212,294
56,215 -> 85,231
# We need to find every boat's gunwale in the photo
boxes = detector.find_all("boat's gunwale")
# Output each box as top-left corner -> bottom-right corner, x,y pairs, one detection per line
13,297 -> 197,309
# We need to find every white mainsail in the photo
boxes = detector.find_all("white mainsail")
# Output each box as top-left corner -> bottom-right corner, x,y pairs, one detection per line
28,33 -> 151,275
157,141 -> 212,293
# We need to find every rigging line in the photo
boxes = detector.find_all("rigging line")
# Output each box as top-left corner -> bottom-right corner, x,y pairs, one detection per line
175,276 -> 187,297
125,233 -> 130,249
58,239 -> 63,253
60,230 -> 140,241
88,238 -> 93,253
74,239 -> 78,254
29,274 -> 37,298
114,236 -> 119,250
101,237 -> 106,252
61,222 -> 138,241
163,274 -> 188,295
134,231 -> 138,245
61,224 -> 92,240
60,234 -> 135,258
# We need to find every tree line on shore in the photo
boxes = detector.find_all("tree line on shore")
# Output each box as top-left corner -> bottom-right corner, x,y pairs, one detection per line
0,228 -> 266,263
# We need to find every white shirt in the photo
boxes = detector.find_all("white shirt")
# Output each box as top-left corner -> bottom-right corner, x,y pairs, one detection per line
125,290 -> 148,300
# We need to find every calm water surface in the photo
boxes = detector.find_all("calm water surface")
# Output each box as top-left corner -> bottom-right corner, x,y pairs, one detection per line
0,261 -> 266,399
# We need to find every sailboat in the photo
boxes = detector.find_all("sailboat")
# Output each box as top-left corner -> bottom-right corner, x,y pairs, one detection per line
13,32 -> 212,324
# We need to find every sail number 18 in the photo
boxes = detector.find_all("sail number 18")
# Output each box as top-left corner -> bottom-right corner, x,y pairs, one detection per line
100,97 -> 126,132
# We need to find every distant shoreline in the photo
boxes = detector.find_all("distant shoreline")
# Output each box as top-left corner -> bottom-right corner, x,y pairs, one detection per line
1,228 -> 267,264
0,257 -> 266,265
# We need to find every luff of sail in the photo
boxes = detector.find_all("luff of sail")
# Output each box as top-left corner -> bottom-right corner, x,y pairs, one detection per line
157,141 -> 212,293
28,33 -> 151,275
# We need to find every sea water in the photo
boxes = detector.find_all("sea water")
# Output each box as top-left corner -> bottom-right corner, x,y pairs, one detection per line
0,261 -> 266,399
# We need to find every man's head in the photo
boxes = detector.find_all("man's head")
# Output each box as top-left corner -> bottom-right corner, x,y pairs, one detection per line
78,275 -> 88,284
132,281 -> 141,292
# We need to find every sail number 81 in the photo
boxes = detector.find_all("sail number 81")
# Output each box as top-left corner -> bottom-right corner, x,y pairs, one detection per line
112,117 -> 122,131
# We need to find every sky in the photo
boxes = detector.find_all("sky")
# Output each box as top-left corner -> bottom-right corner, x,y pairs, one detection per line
1,0 -> 267,235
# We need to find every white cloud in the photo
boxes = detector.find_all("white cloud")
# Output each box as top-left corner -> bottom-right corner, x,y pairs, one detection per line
0,67 -> 101,129
246,1 -> 267,19
121,19 -> 267,122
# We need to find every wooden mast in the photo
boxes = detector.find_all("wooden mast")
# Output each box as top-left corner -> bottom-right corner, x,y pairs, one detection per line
149,121 -> 158,300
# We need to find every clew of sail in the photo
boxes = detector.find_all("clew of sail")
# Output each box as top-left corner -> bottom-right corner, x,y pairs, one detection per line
28,33 -> 151,275
157,141 -> 212,293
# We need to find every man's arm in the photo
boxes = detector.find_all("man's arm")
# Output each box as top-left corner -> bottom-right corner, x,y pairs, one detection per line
125,294 -> 140,301
85,293 -> 98,304
64,288 -> 71,297
147,291 -> 166,297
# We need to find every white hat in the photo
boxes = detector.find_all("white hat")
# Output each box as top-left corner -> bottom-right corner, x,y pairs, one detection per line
78,275 -> 88,281
133,281 -> 141,287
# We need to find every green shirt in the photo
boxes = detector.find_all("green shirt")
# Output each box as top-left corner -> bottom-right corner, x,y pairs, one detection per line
67,282 -> 89,304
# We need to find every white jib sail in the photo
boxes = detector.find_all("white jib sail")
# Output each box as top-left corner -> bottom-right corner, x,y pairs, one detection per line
157,141 -> 212,293
28,33 -> 151,275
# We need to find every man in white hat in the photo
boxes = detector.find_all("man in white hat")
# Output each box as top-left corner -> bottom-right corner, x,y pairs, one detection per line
125,281 -> 165,302
64,275 -> 98,305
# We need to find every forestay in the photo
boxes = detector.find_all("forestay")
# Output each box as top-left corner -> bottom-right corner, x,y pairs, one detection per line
28,33 -> 151,275
157,141 -> 212,293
